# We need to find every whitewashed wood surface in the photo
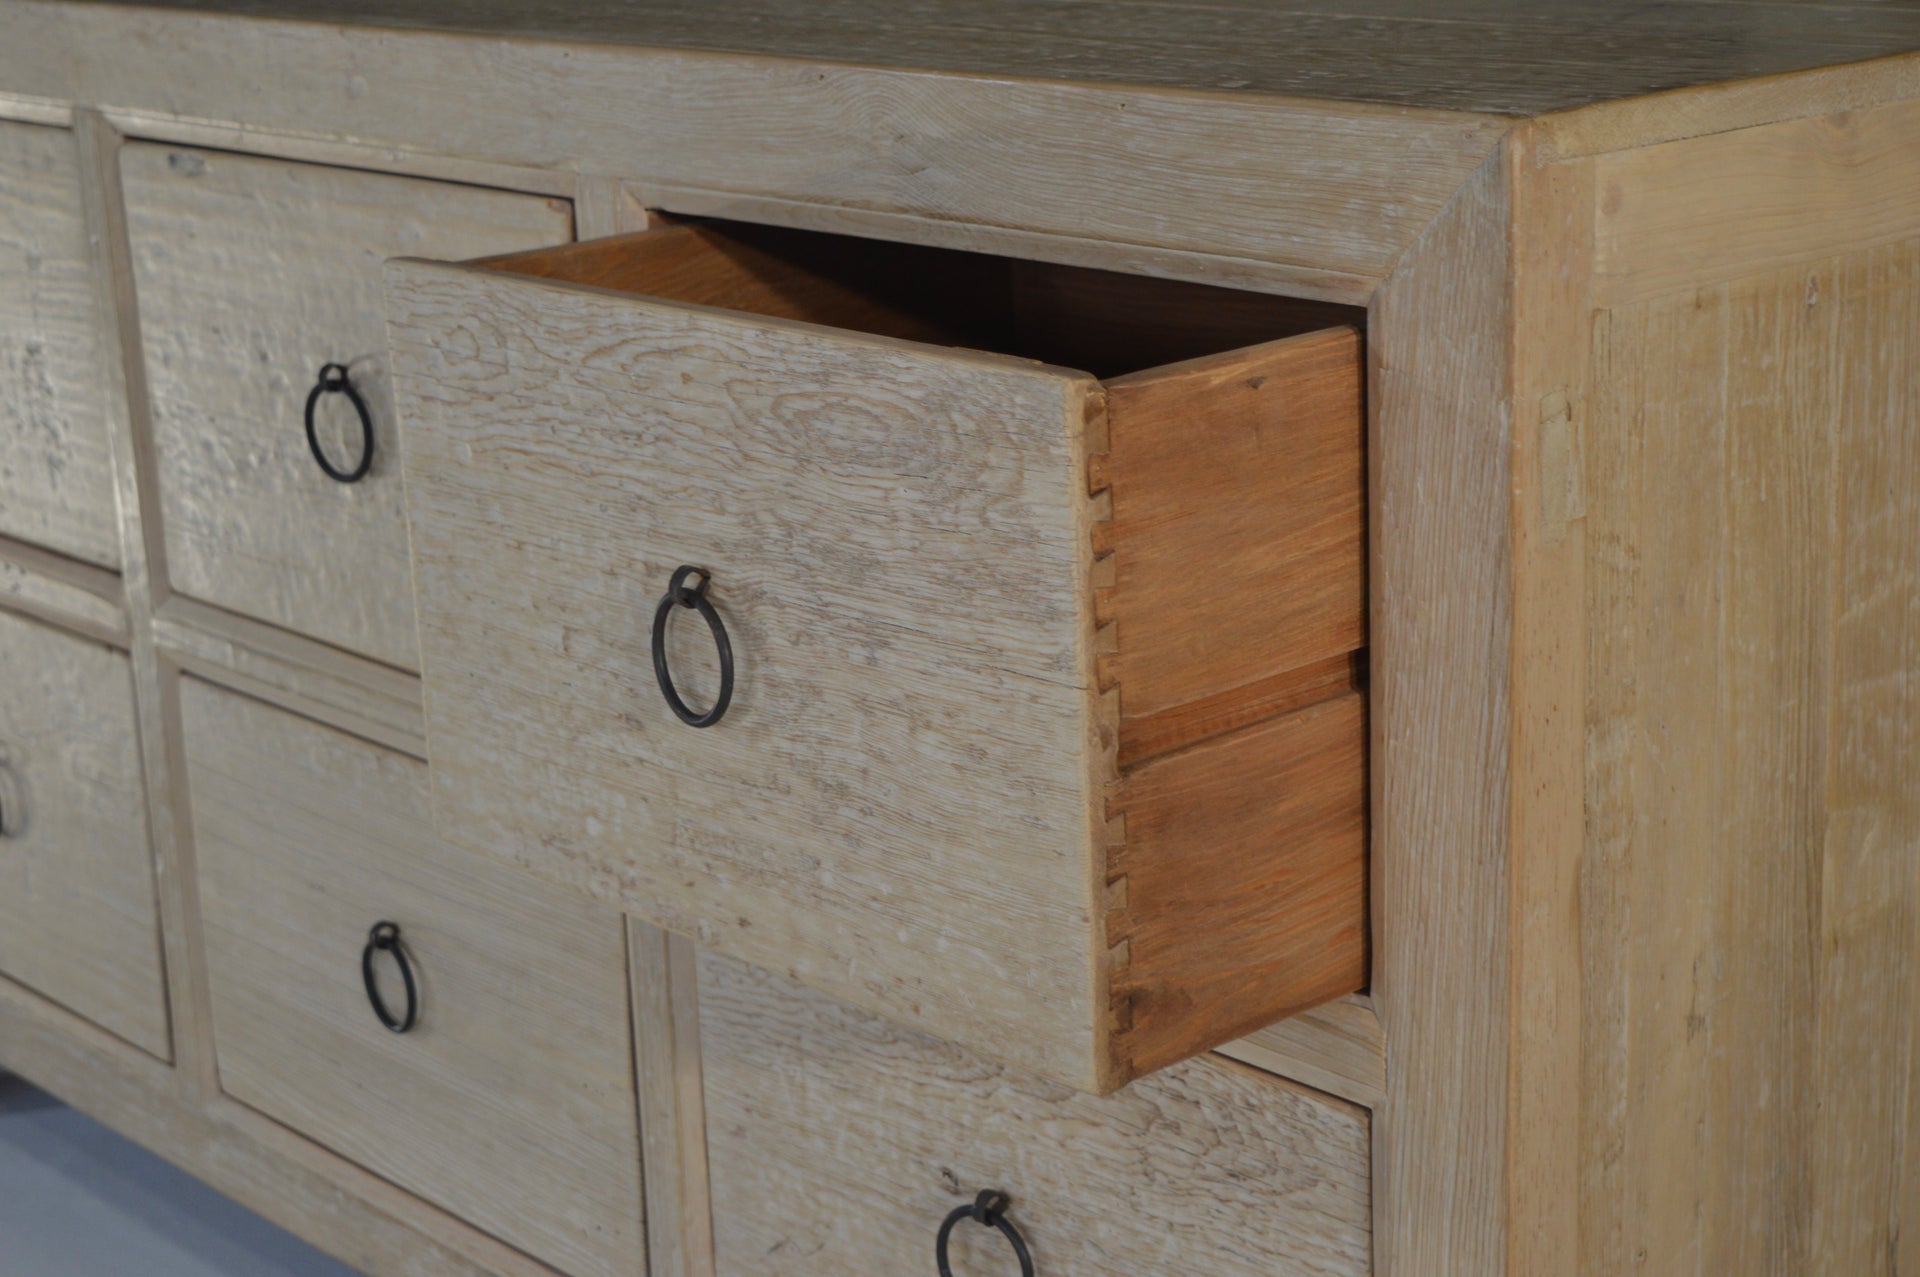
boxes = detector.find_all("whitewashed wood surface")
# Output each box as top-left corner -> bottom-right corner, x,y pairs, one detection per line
122,142 -> 570,667
0,119 -> 120,569
388,257 -> 1120,1089
0,609 -> 167,1056
700,951 -> 1372,1276
181,678 -> 645,1277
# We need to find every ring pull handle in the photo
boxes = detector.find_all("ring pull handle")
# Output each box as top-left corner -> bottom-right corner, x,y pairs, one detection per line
651,565 -> 735,728
304,362 -> 375,483
360,921 -> 418,1034
936,1189 -> 1035,1276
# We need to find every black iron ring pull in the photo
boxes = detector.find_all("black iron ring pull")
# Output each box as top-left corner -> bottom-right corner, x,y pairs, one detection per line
651,565 -> 734,728
304,362 -> 375,483
360,921 -> 418,1034
936,1190 -> 1035,1277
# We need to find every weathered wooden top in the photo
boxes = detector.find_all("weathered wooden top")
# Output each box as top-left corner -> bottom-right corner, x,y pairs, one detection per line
11,0 -> 1920,306
67,0 -> 1920,116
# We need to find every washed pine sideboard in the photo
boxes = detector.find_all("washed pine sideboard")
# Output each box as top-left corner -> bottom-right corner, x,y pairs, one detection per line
2,2 -> 1919,1274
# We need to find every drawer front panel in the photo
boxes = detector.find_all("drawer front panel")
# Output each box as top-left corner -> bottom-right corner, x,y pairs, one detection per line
0,120 -> 120,568
123,144 -> 571,666
0,609 -> 167,1055
180,678 -> 643,1277
389,260 -> 1112,1087
701,952 -> 1373,1277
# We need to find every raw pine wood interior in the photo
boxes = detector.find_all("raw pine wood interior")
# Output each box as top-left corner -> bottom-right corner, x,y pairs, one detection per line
480,220 -> 1361,376
1108,691 -> 1368,1077
397,218 -> 1368,1093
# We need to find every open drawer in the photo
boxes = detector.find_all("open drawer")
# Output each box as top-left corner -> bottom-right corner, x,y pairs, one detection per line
385,220 -> 1367,1093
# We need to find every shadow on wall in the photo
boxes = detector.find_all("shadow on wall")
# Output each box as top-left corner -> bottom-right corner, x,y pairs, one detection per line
0,1073 -> 360,1276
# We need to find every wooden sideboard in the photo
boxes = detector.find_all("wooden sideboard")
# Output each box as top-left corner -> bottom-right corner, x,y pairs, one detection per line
1,3 -> 1918,1273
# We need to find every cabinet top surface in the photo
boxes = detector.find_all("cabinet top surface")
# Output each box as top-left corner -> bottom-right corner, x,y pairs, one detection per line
64,0 -> 1920,116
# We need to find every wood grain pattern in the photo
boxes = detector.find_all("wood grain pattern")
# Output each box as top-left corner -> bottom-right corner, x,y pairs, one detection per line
0,532 -> 126,645
483,220 -> 1364,375
33,0 -> 1920,117
1098,327 -> 1365,745
1503,129 -> 1594,1277
1538,51 -> 1920,159
478,222 -> 999,348
392,227 -> 1368,1091
1215,994 -> 1385,1109
152,594 -> 426,759
1593,96 -> 1920,305
629,920 -> 717,1277
1368,145 -> 1513,1277
1108,692 -> 1369,1079
120,141 -> 571,668
389,253 -> 1113,1089
0,0 -> 1508,305
73,106 -> 225,1101
0,608 -> 169,1058
180,677 -> 645,1277
0,117 -> 120,568
698,950 -> 1372,1277
1578,239 -> 1920,1276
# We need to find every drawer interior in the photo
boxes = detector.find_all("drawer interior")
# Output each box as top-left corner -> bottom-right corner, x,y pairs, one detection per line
480,215 -> 1364,379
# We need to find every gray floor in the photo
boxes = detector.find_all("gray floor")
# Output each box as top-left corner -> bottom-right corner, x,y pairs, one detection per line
0,1074 -> 360,1276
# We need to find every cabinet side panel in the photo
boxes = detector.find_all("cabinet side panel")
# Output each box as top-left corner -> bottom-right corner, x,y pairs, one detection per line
1581,241 -> 1920,1275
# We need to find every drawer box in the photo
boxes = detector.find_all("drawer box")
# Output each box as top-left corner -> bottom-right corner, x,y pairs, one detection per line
0,120 -> 120,569
700,952 -> 1372,1276
122,144 -> 572,667
386,221 -> 1369,1093
180,679 -> 644,1277
0,608 -> 167,1055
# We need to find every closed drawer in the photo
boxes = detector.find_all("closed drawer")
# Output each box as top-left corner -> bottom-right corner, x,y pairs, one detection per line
0,608 -> 167,1055
387,221 -> 1369,1093
701,951 -> 1372,1276
0,120 -> 119,568
122,144 -> 572,666
180,678 -> 644,1277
